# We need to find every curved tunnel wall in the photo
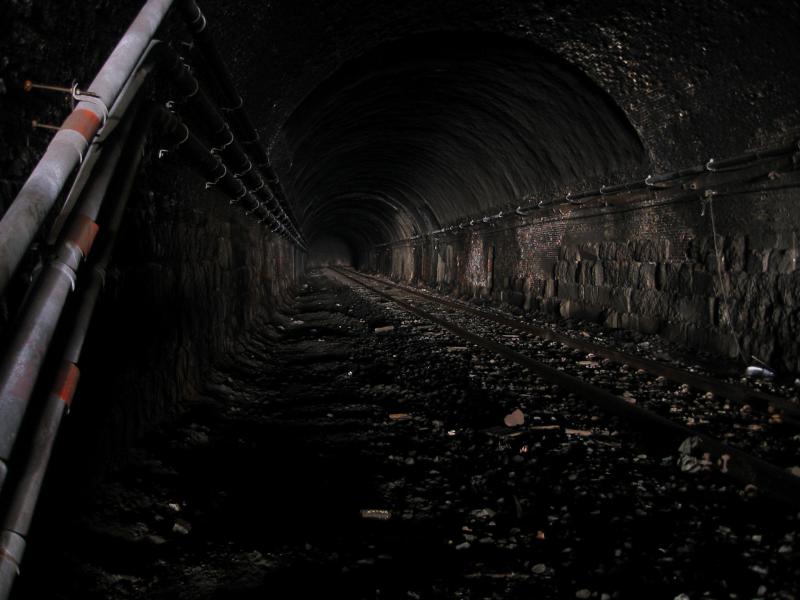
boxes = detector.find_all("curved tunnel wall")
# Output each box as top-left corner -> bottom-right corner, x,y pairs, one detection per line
275,29 -> 800,372
0,0 -> 799,486
282,33 -> 648,259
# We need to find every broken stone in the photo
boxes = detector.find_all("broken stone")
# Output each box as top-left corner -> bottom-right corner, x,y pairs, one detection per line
471,508 -> 496,520
677,436 -> 706,473
172,519 -> 191,535
503,408 -> 525,427
531,563 -> 547,574
146,534 -> 167,545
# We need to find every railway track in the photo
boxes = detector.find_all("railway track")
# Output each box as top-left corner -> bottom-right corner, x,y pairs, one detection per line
340,269 -> 799,420
327,266 -> 800,507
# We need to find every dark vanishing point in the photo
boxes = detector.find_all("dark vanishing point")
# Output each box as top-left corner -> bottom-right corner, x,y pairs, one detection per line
0,1 -> 799,598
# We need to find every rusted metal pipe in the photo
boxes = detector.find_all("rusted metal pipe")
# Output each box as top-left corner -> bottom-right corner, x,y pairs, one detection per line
0,0 -> 176,297
0,116 -> 135,493
47,40 -> 166,244
0,105 -> 161,600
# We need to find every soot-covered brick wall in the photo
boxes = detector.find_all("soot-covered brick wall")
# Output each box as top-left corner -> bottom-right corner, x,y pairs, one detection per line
372,169 -> 800,373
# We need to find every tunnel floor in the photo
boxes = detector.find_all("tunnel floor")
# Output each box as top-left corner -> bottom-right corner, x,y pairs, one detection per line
14,271 -> 800,600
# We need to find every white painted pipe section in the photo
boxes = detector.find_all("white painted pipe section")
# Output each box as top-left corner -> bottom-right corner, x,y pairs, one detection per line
0,0 -> 175,295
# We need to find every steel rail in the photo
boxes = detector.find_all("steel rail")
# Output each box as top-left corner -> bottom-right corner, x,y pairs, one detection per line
339,269 -> 800,421
330,267 -> 800,507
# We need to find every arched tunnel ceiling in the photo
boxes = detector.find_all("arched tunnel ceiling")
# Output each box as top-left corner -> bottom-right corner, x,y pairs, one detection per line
193,0 -> 800,248
281,33 -> 647,247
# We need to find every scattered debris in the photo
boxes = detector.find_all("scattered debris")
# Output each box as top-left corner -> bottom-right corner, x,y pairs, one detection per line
172,519 -> 192,535
746,365 -> 775,379
565,428 -> 592,437
530,424 -> 561,432
503,408 -> 525,427
576,360 -> 600,368
719,453 -> 731,473
389,413 -> 412,421
41,271 -> 800,599
374,325 -> 395,334
471,508 -> 496,520
677,436 -> 707,473
360,509 -> 392,521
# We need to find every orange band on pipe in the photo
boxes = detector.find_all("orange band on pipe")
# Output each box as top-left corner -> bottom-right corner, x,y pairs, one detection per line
53,363 -> 80,407
65,215 -> 100,257
61,108 -> 102,141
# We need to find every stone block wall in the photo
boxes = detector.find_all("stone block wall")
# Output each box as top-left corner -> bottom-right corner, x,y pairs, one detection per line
373,183 -> 800,373
68,165 -> 303,459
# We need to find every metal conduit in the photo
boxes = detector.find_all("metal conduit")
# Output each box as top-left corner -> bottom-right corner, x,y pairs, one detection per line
0,110 -> 145,494
0,39 -> 176,495
0,89 -> 304,593
46,41 -> 165,245
0,0 -> 176,297
177,0 -> 305,242
0,101 -> 166,600
158,48 -> 295,237
0,5 -> 308,591
153,107 -> 306,242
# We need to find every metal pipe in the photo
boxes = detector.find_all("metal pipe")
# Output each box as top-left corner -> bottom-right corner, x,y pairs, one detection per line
0,94 -> 153,493
412,137 -> 799,241
158,48 -> 293,234
154,108 -> 307,245
0,0 -> 176,297
47,41 -> 166,245
0,105 -> 160,600
645,165 -> 705,188
706,139 -> 800,172
0,531 -> 24,600
177,0 -> 305,242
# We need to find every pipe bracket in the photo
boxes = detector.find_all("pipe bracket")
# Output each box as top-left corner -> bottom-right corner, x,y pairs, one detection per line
51,262 -> 77,292
221,96 -> 244,112
204,164 -> 228,189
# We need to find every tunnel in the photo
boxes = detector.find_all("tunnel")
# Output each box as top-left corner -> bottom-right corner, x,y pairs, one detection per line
0,0 -> 799,598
